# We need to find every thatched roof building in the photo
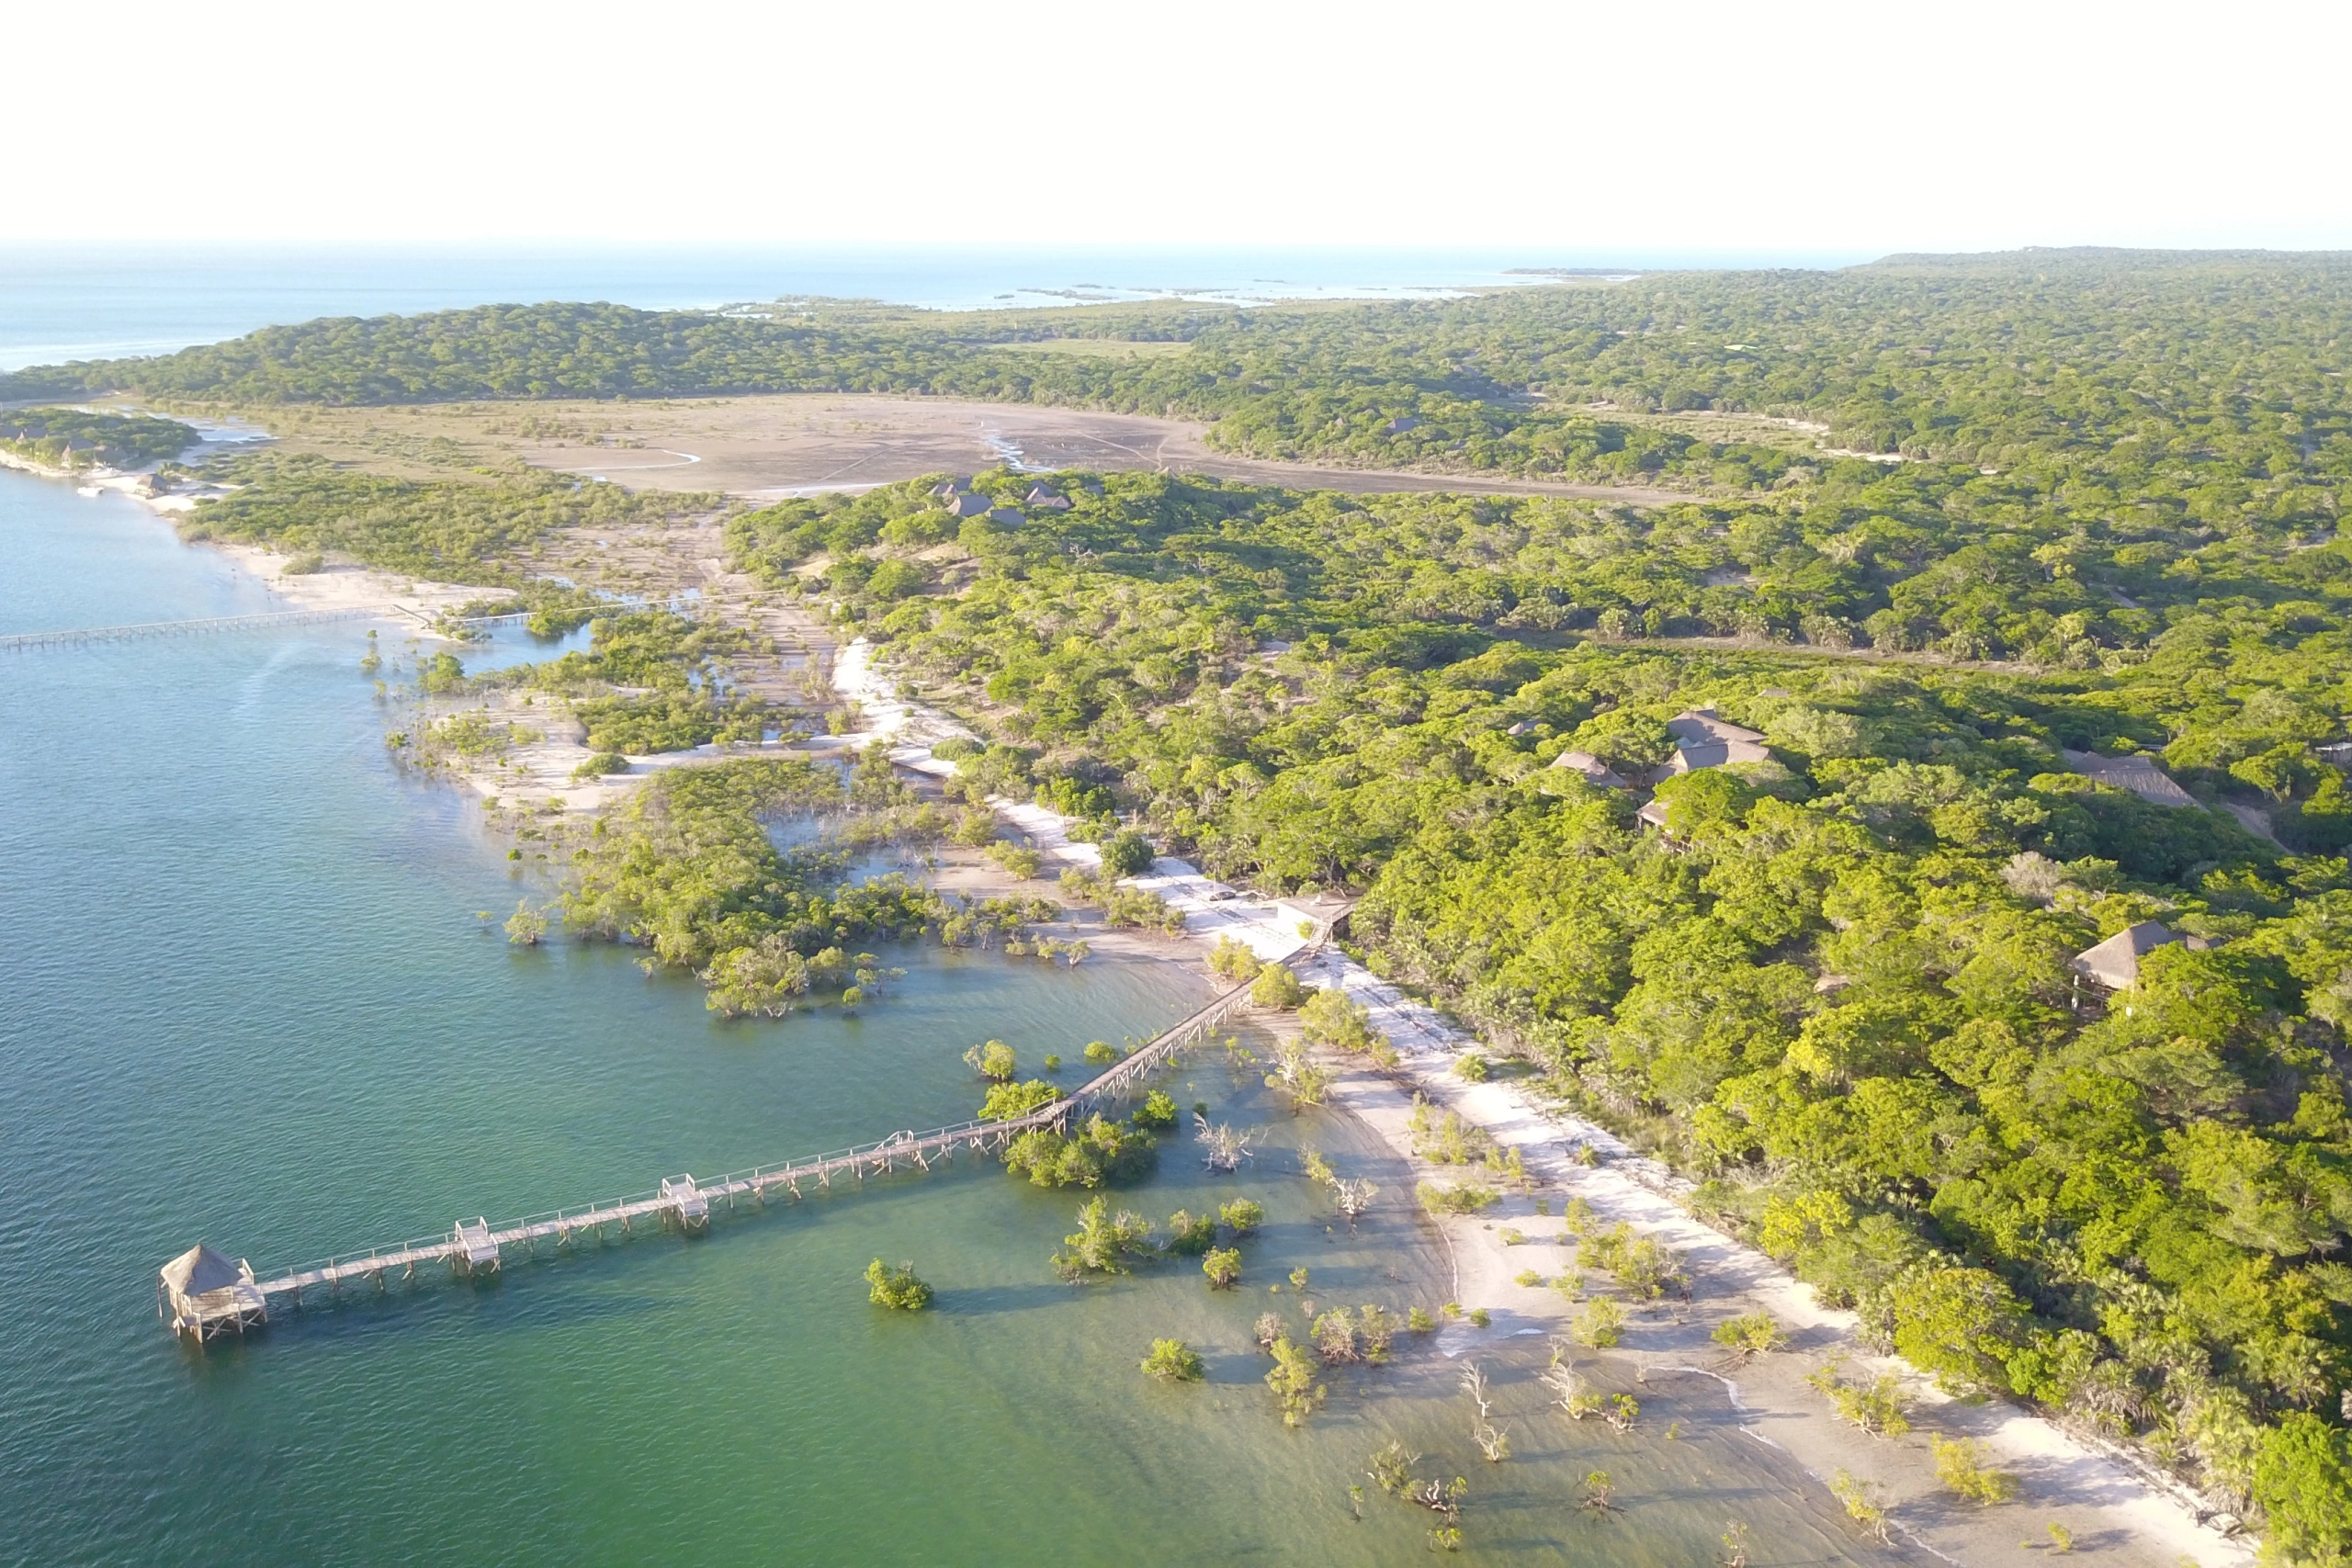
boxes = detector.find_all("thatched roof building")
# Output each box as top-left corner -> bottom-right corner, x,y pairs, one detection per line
2064,750 -> 2196,808
1548,750 -> 1629,789
158,1243 -> 267,1341
2068,920 -> 2182,990
1653,708 -> 1771,781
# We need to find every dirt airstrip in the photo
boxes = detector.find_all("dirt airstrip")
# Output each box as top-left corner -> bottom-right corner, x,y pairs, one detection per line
255,394 -> 1697,506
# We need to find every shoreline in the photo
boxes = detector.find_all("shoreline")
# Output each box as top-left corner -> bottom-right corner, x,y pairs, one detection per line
832,637 -> 2256,1568
1,451 -> 488,634
22,449 -> 2270,1561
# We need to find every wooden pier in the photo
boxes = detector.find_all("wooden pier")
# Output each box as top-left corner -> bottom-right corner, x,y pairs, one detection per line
3,604 -> 535,654
161,975 -> 1262,1342
0,607 -> 377,652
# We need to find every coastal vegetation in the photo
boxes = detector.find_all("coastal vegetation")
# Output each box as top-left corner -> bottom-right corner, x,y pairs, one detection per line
1140,1337 -> 1204,1381
706,338 -> 2352,1533
1052,1197 -> 1155,1280
1001,1111 -> 1155,1189
504,608 -> 775,753
865,1258 -> 933,1311
0,407 -> 197,469
1263,1336 -> 1325,1426
181,450 -> 707,585
1711,1310 -> 1787,1360
1929,1435 -> 2018,1505
554,758 -> 934,999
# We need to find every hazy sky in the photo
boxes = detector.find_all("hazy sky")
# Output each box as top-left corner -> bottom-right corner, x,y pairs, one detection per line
11,0 -> 2345,254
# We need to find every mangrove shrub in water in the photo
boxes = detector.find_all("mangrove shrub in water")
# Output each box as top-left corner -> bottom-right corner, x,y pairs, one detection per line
865,1259 -> 933,1311
1141,1338 -> 1204,1382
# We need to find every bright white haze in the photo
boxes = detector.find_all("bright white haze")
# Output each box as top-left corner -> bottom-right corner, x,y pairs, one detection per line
7,0 -> 2346,253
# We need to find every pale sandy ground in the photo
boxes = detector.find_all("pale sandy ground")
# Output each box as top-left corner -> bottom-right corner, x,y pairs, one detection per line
263,394 -> 1699,506
832,638 -> 2257,1568
208,539 -> 481,625
3,451 -> 490,633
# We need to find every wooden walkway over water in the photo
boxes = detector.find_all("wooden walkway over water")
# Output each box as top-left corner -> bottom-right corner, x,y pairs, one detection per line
2,607 -> 379,652
163,974 -> 1263,1341
4,604 -> 535,655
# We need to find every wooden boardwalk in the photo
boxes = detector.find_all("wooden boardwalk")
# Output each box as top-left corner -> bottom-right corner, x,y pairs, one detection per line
174,974 -> 1263,1336
4,604 -> 534,654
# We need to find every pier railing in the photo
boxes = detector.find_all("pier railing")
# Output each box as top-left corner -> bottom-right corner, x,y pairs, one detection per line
218,976 -> 1262,1325
4,604 -> 534,653
1,607 -> 379,651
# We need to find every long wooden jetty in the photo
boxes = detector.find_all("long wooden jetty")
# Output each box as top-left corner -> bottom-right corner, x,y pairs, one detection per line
161,975 -> 1261,1342
3,604 -> 540,654
2,607 -> 376,652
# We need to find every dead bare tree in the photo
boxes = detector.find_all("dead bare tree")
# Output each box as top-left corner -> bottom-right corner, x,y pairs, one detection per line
1193,1111 -> 1258,1171
1539,1341 -> 1584,1411
1462,1361 -> 1512,1462
1332,1178 -> 1378,1226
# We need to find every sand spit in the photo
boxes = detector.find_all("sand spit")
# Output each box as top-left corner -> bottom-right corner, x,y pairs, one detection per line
4,450 -> 487,634
207,538 -> 482,626
832,637 -> 2256,1568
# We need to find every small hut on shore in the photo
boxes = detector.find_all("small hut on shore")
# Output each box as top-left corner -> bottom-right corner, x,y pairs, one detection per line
157,1244 -> 267,1342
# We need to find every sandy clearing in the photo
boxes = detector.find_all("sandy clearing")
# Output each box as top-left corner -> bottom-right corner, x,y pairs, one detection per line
259,395 -> 1701,507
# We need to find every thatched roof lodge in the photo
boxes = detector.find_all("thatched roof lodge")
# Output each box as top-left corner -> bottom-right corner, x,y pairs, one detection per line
1548,750 -> 1629,789
157,1243 -> 267,1341
2068,920 -> 2188,990
1654,709 -> 1771,781
2064,749 -> 2196,808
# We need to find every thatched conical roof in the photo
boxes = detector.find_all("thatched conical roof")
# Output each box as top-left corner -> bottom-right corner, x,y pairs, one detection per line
2069,920 -> 2179,989
160,1243 -> 245,1298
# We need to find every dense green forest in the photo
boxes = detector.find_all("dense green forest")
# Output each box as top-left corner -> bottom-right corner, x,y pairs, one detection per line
0,407 -> 197,469
730,458 -> 2352,1549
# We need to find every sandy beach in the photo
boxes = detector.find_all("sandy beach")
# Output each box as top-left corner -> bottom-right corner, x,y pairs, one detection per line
831,637 -> 2258,1568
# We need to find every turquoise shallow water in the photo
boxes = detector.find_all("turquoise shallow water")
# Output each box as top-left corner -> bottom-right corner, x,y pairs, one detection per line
0,471 -> 1884,1565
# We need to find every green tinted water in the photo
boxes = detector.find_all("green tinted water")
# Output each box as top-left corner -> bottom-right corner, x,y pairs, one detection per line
0,472 -> 1883,1564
